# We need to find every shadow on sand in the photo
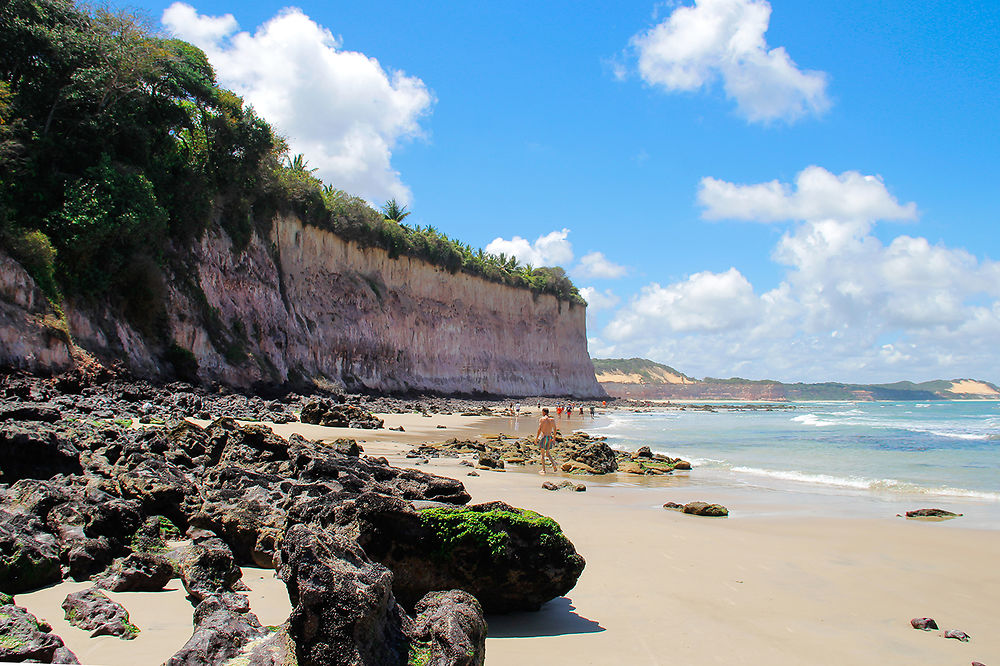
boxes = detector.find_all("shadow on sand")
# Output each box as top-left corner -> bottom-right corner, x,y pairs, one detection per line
486,597 -> 605,638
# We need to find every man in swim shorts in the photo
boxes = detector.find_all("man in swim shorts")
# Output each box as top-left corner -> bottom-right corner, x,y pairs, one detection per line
535,407 -> 558,475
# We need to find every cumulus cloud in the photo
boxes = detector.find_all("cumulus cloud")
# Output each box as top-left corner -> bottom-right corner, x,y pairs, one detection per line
484,229 -> 574,267
575,252 -> 628,279
595,168 -> 1000,382
606,268 -> 758,341
630,0 -> 829,123
579,287 -> 620,311
162,3 -> 433,203
699,166 -> 918,223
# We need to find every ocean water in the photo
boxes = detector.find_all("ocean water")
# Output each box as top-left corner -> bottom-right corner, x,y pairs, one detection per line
589,401 -> 1000,525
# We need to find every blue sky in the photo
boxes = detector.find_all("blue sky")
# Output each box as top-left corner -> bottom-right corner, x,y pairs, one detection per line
130,0 -> 1000,383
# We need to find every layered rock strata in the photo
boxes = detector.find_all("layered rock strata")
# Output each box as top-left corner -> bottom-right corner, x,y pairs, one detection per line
1,214 -> 605,397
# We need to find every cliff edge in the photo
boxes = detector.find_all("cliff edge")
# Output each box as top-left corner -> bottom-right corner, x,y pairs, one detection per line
1,215 -> 604,397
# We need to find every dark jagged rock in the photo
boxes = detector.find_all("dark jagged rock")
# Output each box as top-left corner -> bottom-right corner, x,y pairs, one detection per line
278,523 -> 410,666
0,507 -> 62,593
0,404 -> 62,422
190,467 -> 290,568
206,418 -> 291,470
682,501 -> 728,517
542,481 -> 585,492
634,446 -> 653,458
115,456 -> 196,529
910,617 -> 938,630
164,595 -> 273,666
0,603 -> 79,663
904,508 -> 963,518
476,452 -> 504,470
569,442 -> 618,474
300,401 -> 384,429
95,552 -> 173,592
179,536 -> 243,603
410,590 -> 487,666
62,587 -> 138,639
5,477 -> 142,581
0,423 -> 83,483
354,496 -> 585,613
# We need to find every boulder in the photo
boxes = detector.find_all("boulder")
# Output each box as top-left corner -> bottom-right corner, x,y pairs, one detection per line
179,536 -> 243,603
943,629 -> 970,641
662,502 -> 684,510
672,460 -> 692,470
62,588 -> 138,639
0,404 -> 62,422
904,508 -> 962,518
278,523 -> 410,666
476,452 -> 504,470
0,507 -> 62,593
560,461 -> 599,475
634,446 -> 653,458
355,495 -> 586,613
910,617 -> 938,630
300,401 -> 384,429
0,423 -> 82,483
542,481 -> 585,492
0,603 -> 79,663
569,442 -> 618,474
410,590 -> 486,666
95,552 -> 173,592
164,595 -> 278,666
619,462 -> 644,475
682,502 -> 729,517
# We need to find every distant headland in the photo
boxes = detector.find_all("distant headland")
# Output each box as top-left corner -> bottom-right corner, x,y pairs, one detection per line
592,357 -> 1000,401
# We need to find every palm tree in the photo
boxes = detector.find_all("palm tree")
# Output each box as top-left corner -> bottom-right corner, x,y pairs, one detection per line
285,153 -> 317,173
381,199 -> 411,222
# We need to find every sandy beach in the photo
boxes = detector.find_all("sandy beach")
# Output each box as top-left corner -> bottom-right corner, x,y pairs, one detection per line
14,410 -> 999,665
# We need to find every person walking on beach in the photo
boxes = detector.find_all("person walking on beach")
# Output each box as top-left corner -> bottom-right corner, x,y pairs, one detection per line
535,408 -> 558,475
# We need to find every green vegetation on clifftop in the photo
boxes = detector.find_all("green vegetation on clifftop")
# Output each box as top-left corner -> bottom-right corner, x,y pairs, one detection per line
0,0 -> 584,333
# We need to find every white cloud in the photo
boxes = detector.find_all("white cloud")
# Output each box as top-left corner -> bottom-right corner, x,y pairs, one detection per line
484,229 -> 574,267
579,287 -> 620,311
162,3 -> 433,204
630,0 -> 830,123
606,267 -> 758,340
699,166 -> 918,223
595,168 -> 1000,382
575,252 -> 628,279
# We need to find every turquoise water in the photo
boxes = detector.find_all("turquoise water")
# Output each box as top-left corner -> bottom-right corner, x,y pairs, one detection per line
592,401 -> 1000,505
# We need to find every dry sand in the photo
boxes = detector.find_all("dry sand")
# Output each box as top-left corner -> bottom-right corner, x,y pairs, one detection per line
14,411 -> 999,665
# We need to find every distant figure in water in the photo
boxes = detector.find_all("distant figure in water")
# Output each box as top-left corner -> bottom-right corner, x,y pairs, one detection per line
590,405 -> 595,416
579,406 -> 584,415
535,407 -> 558,475
556,405 -> 563,417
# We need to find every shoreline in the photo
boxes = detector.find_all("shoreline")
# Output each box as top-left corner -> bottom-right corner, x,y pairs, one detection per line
9,411 -> 999,665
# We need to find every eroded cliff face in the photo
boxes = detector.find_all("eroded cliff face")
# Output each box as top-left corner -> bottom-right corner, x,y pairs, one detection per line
0,216 -> 604,397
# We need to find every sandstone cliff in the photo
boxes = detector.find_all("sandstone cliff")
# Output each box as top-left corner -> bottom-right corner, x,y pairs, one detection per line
1,215 -> 604,397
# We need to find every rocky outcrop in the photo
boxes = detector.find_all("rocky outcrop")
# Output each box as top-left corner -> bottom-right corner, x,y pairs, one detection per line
164,595 -> 292,666
61,588 -> 138,639
278,524 -> 411,666
681,501 -> 729,517
0,602 -> 79,663
903,508 -> 962,519
410,590 -> 487,666
1,217 -> 604,397
354,497 -> 585,613
94,552 -> 174,592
